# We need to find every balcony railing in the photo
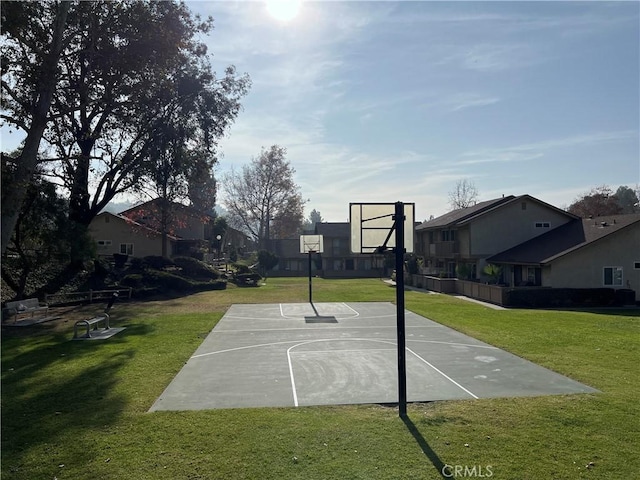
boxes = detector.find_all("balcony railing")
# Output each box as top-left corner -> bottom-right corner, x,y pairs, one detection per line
428,241 -> 459,257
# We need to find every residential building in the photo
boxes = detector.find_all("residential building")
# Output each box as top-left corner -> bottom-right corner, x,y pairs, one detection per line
270,222 -> 391,278
315,222 -> 386,278
487,214 -> 640,299
119,199 -> 212,256
89,211 -> 179,258
89,199 -> 251,260
415,195 -> 578,280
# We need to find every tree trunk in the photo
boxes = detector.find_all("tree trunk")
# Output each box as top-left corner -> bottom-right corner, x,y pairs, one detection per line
1,1 -> 71,255
68,152 -> 92,225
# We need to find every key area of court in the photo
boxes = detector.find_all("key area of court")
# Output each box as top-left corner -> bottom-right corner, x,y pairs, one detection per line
149,302 -> 597,411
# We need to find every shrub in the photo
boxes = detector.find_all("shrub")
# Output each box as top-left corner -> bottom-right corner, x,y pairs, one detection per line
121,274 -> 144,288
234,263 -> 252,274
113,253 -> 128,268
257,250 -> 278,276
129,257 -> 144,270
146,270 -> 193,291
173,256 -> 219,279
405,254 -> 420,275
196,280 -> 227,291
233,273 -> 262,287
503,287 -> 617,308
483,264 -> 502,284
142,256 -> 175,270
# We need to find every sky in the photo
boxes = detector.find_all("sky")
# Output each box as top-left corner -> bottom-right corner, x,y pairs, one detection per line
191,0 -> 639,222
1,1 -> 638,223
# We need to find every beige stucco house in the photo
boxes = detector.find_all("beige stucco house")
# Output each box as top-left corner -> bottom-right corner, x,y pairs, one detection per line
416,195 -> 578,280
487,214 -> 640,300
119,199 -> 212,256
89,211 -> 179,258
90,200 -> 253,260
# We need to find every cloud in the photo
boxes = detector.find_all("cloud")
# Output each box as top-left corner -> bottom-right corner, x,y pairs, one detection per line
434,43 -> 543,72
448,94 -> 501,112
459,130 -> 638,165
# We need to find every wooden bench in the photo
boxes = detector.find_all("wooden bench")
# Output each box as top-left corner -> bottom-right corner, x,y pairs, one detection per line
3,298 -> 49,323
73,314 -> 110,339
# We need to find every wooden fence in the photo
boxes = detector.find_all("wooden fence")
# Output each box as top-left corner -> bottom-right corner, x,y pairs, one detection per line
407,274 -> 505,305
45,288 -> 133,306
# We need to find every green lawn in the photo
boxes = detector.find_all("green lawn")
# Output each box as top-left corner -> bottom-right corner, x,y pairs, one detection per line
2,278 -> 638,479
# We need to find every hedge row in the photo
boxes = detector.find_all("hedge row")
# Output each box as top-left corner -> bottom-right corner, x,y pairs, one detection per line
503,287 -> 634,308
121,270 -> 226,294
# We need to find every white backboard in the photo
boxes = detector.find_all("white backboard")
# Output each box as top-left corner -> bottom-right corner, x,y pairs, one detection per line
300,234 -> 324,253
350,203 -> 415,254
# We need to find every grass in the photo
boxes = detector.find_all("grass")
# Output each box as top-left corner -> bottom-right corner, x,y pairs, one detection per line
2,278 -> 639,479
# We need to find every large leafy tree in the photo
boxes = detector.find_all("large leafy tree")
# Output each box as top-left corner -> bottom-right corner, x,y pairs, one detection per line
0,1 -> 71,255
1,0 -> 250,257
302,208 -> 324,231
614,185 -> 640,214
47,1 -> 249,226
1,155 -> 89,298
222,145 -> 306,250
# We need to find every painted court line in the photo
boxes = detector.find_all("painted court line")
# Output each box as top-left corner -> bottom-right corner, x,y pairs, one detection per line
286,338 -> 479,403
191,340 -> 300,359
407,347 -> 479,399
212,324 -> 444,334
286,338 -> 397,407
279,302 -> 360,319
407,339 -> 500,350
291,347 -> 395,355
287,344 -> 300,407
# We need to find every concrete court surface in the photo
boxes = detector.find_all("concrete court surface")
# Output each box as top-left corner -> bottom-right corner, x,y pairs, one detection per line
149,302 -> 598,411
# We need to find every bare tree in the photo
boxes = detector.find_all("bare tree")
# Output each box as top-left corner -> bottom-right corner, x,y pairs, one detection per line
222,145 -> 305,250
448,179 -> 479,210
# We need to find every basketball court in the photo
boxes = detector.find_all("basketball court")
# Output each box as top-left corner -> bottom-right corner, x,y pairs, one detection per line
149,302 -> 598,411
150,202 -> 597,412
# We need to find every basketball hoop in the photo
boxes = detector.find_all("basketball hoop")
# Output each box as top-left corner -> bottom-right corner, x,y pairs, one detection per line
349,202 -> 414,418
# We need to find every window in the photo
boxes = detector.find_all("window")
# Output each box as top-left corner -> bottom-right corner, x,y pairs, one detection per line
97,240 -> 112,249
603,267 -> 623,286
120,243 -> 134,255
535,222 -> 550,228
635,262 -> 640,269
521,202 -> 527,210
441,230 -> 456,241
526,267 -> 541,286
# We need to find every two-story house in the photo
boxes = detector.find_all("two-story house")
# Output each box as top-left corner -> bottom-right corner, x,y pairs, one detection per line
270,222 -> 390,278
90,199 -> 252,260
416,195 -> 578,281
89,211 -> 180,258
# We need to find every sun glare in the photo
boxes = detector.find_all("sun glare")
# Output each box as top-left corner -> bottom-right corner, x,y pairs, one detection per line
265,0 -> 302,22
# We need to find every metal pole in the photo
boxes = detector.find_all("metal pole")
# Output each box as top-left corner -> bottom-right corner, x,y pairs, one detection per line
395,201 -> 407,418
308,252 -> 313,304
